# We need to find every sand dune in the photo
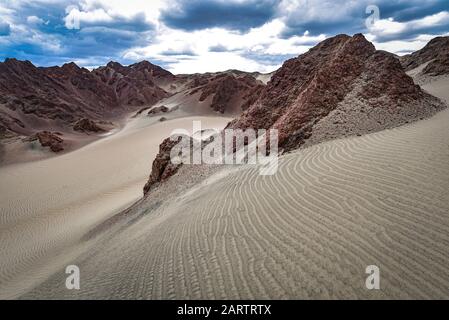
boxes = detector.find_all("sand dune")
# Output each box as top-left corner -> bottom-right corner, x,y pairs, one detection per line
0,115 -> 232,299
19,78 -> 449,299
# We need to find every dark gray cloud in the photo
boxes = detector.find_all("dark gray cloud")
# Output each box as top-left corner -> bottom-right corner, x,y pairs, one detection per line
280,0 -> 449,41
160,0 -> 279,31
0,1 -> 155,67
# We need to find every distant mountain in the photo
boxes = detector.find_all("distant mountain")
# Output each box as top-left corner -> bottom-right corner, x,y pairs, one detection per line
0,59 -> 173,137
401,36 -> 449,76
93,61 -> 174,106
227,34 -> 445,151
0,59 -> 266,139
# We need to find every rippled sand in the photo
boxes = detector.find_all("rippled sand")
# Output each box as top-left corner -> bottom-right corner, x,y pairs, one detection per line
19,78 -> 449,299
0,115 -> 231,299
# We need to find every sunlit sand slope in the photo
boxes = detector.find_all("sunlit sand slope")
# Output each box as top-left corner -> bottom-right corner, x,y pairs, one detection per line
0,116 -> 231,299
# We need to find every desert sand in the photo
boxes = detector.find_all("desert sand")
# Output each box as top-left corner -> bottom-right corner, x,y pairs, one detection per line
18,77 -> 449,299
0,114 -> 232,299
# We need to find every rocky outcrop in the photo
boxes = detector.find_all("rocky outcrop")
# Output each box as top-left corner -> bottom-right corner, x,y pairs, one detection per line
401,36 -> 449,74
143,137 -> 185,195
73,118 -> 106,133
34,131 -> 64,152
142,34 -> 446,195
227,34 -> 445,151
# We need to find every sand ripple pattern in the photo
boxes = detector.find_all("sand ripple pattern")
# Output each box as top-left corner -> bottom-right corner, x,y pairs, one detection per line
22,104 -> 449,299
0,117 -> 231,299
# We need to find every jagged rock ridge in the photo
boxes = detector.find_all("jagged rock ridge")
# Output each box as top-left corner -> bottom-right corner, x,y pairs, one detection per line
187,73 -> 265,113
400,36 -> 449,76
0,59 -> 267,139
143,33 -> 447,194
227,34 -> 445,151
0,59 -> 173,138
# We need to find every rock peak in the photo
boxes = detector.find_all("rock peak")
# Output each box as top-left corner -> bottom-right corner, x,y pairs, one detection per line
400,35 -> 449,74
106,61 -> 123,68
62,62 -> 80,70
227,33 -> 443,151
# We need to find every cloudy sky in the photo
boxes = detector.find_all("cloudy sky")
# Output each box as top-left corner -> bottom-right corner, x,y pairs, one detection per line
0,0 -> 448,74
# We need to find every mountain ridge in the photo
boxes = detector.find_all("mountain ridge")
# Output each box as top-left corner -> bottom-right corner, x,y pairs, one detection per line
401,36 -> 449,76
228,33 -> 445,151
0,59 -> 267,142
142,33 -> 447,193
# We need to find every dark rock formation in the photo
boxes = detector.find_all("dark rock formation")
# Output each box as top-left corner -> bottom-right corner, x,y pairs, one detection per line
142,34 -> 446,195
142,133 -> 220,195
0,58 -> 265,140
401,36 -> 449,75
93,61 -> 172,106
0,111 -> 25,137
0,59 -> 173,137
73,118 -> 106,133
143,136 -> 185,195
187,73 -> 265,114
34,131 -> 64,152
421,54 -> 449,76
227,34 -> 444,151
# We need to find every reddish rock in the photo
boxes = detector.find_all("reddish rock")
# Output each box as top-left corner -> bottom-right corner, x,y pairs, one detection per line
227,34 -> 441,151
0,58 -> 266,138
421,53 -> 449,76
93,60 -> 172,106
0,59 -> 173,137
148,105 -> 169,115
143,132 -> 223,195
73,118 -> 106,133
143,137 -> 184,195
34,131 -> 64,152
200,74 -> 264,113
133,106 -> 152,117
142,34 -> 447,193
0,112 -> 25,137
401,36 -> 449,73
187,73 -> 265,113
